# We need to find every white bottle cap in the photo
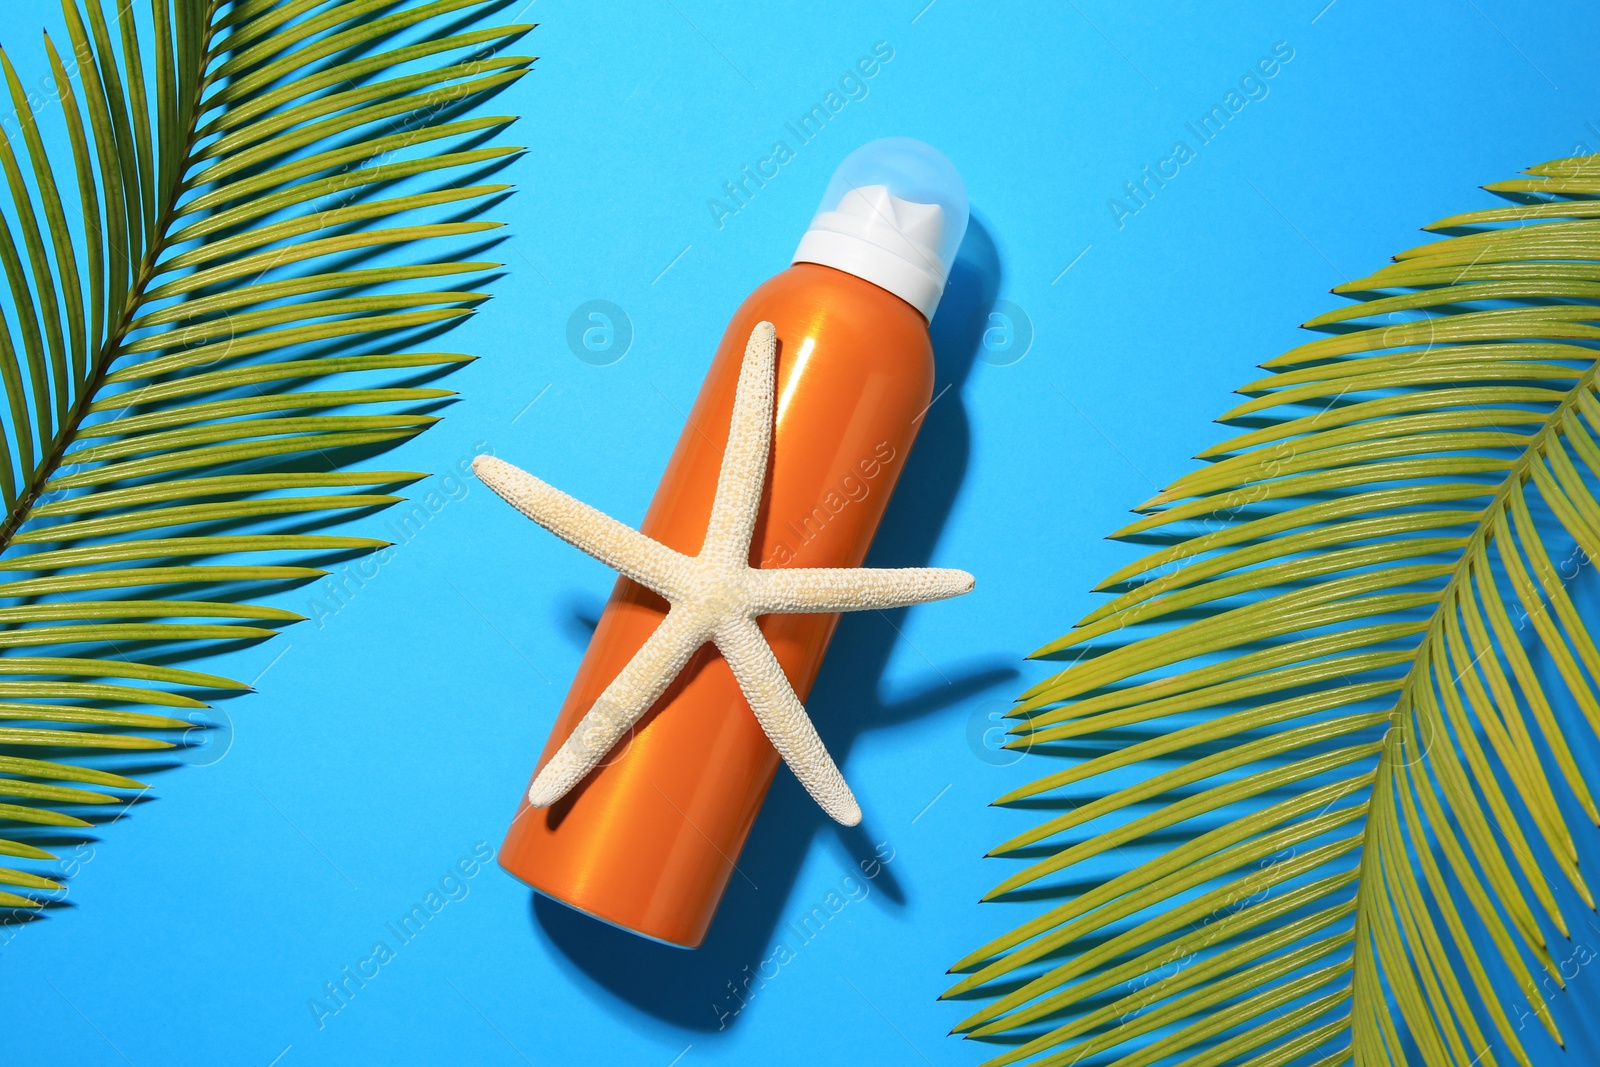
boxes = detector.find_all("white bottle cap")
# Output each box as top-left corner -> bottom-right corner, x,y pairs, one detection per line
792,138 -> 969,320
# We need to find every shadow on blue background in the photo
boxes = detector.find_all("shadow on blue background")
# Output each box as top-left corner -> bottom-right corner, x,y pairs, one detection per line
530,217 -> 1019,1030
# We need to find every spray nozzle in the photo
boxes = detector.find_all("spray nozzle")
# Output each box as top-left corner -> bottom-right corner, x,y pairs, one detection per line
792,138 -> 969,319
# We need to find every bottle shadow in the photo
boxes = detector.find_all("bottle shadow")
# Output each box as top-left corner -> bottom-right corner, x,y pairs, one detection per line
529,216 -> 1016,1032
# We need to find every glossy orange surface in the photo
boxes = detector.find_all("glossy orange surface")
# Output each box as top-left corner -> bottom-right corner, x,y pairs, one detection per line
498,263 -> 936,947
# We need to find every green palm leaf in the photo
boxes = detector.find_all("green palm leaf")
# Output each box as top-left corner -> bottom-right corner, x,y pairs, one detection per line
0,0 -> 529,907
950,152 -> 1600,1066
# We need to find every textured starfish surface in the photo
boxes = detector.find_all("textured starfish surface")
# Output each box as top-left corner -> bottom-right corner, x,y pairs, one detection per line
473,321 -> 974,825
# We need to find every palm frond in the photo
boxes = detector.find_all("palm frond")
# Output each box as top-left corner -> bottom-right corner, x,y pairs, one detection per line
950,151 -> 1600,1066
0,0 -> 530,908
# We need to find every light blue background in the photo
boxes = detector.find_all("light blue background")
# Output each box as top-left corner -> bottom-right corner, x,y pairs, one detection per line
4,1 -> 1600,1064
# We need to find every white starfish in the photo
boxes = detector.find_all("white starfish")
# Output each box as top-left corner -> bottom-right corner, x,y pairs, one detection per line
473,321 -> 973,826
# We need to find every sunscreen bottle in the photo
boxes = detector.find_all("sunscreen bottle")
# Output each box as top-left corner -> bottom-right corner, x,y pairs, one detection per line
500,138 -> 969,947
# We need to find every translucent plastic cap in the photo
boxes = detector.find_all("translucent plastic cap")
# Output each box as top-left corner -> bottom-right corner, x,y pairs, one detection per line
792,138 -> 969,320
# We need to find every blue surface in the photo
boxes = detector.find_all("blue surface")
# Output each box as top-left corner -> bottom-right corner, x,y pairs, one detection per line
4,1 -> 1600,1064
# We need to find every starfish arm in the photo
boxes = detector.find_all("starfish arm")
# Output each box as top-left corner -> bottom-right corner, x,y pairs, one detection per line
751,566 -> 975,614
701,321 -> 777,566
527,609 -> 710,809
714,618 -> 862,826
474,455 -> 689,598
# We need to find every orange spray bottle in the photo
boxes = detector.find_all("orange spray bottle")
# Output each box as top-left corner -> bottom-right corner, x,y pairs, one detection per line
499,138 -> 970,947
